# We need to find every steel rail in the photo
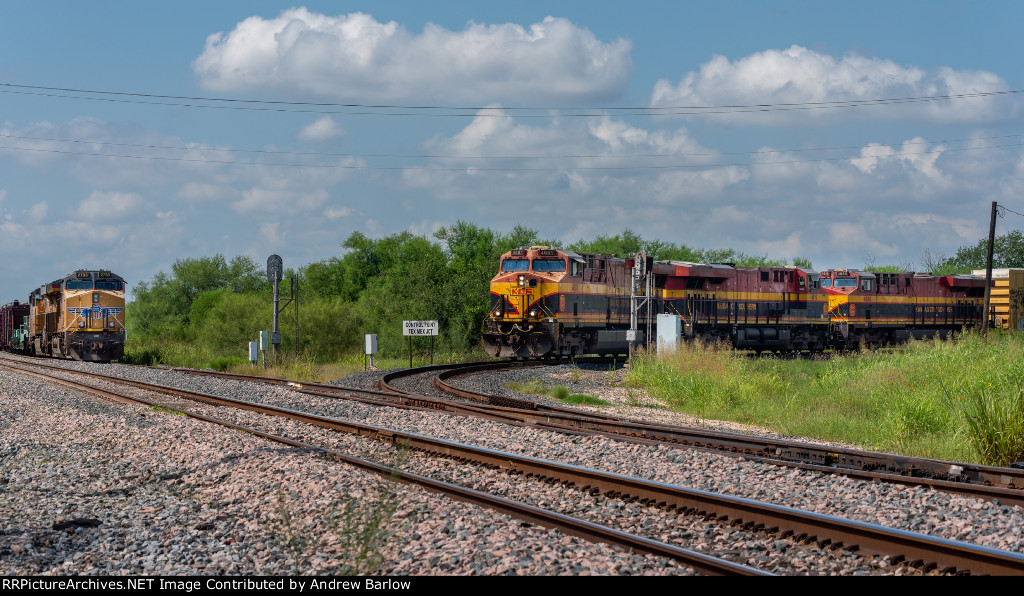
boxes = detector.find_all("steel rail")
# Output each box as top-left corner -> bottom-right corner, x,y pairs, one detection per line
422,361 -> 1024,492
142,359 -> 1024,507
4,359 -> 1022,575
0,359 -> 767,577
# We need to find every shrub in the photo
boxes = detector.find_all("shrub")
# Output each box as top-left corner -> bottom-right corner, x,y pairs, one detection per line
551,386 -> 570,400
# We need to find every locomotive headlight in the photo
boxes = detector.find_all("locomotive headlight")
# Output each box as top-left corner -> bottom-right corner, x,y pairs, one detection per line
517,274 -> 526,288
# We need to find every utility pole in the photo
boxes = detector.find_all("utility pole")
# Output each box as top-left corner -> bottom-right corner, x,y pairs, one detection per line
982,201 -> 998,337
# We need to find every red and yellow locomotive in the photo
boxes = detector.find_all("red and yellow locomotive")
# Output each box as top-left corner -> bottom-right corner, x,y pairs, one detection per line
818,269 -> 986,348
659,262 -> 830,352
483,247 -> 651,357
483,247 -> 988,358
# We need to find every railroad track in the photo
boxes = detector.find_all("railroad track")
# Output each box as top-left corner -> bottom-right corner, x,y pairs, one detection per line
4,356 -> 1024,575
167,358 -> 1024,508
0,357 -> 764,576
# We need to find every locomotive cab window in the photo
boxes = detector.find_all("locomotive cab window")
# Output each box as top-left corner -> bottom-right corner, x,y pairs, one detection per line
532,258 -> 566,272
65,280 -> 92,290
96,280 -> 123,291
570,261 -> 583,277
501,259 -> 530,272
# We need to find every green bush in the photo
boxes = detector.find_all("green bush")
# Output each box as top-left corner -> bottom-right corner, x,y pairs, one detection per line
208,356 -> 243,372
120,345 -> 163,366
551,386 -> 570,400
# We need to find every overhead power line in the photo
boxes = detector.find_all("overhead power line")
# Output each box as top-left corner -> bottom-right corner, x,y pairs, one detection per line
998,204 -> 1024,219
1,137 -> 1020,171
1,82 -> 1021,118
0,131 -> 1020,162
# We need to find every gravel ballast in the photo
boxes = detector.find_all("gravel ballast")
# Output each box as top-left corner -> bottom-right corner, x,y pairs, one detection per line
0,365 -> 693,576
2,355 -> 1023,575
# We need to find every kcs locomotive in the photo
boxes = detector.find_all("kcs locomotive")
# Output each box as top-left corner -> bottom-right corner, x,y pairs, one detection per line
482,247 -> 987,358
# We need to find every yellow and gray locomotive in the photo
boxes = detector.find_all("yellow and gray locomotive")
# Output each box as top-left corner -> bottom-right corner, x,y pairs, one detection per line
26,269 -> 126,362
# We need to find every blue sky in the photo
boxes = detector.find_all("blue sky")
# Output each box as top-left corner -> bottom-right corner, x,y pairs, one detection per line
2,1 -> 1023,302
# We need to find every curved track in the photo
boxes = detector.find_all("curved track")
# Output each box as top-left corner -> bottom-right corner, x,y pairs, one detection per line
151,358 -> 1024,507
5,355 -> 1024,575
0,357 -> 766,576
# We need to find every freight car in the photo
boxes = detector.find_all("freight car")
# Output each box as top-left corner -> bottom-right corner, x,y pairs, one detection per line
16,269 -> 127,362
0,301 -> 30,354
483,247 -> 988,358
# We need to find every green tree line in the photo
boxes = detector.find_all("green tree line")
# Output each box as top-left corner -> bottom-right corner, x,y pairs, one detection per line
124,223 -> 1024,367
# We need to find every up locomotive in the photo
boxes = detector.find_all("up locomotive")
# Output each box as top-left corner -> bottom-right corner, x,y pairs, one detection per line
1,269 -> 126,362
483,247 -> 988,358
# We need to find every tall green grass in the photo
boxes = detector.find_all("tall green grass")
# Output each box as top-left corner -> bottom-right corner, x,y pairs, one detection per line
626,331 -> 1024,466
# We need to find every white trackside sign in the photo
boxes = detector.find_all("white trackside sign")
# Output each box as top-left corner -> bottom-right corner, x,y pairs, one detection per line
403,320 -> 439,336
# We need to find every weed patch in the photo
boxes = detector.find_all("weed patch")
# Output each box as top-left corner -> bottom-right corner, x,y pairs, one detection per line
264,469 -> 403,575
626,331 -> 1024,464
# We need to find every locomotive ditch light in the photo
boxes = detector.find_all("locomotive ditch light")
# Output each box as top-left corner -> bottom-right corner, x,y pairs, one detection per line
529,309 -> 538,318
493,310 -> 503,318
78,322 -> 85,328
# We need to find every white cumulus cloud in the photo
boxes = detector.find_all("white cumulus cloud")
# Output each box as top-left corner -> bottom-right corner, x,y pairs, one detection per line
323,206 -> 354,220
76,191 -> 146,221
298,116 -> 345,141
650,45 -> 1017,124
401,108 -> 1023,268
193,9 -> 632,102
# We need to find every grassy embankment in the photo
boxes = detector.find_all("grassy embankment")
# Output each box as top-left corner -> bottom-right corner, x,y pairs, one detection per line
625,330 -> 1024,466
